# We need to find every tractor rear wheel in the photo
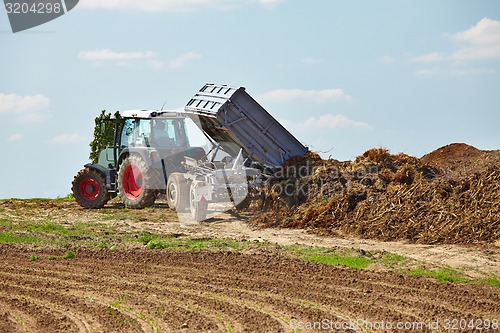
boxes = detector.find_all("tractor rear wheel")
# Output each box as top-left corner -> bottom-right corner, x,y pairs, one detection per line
117,155 -> 156,209
72,168 -> 110,208
166,172 -> 188,212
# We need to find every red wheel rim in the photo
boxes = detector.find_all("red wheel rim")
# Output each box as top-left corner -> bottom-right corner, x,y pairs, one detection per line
123,164 -> 143,199
79,178 -> 100,201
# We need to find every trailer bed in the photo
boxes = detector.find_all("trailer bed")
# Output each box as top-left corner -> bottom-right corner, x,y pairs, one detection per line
184,84 -> 307,167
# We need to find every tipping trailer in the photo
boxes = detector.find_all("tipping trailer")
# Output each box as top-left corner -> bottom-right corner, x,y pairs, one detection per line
71,84 -> 307,222
179,84 -> 308,221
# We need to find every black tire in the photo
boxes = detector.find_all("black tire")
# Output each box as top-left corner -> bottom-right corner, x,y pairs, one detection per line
117,155 -> 156,209
72,167 -> 110,208
166,172 -> 188,212
190,181 -> 208,222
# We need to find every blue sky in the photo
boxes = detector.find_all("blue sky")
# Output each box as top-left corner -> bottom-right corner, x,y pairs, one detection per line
1,0 -> 499,198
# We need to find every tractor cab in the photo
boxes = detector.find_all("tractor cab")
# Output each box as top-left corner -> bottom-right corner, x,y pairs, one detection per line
119,111 -> 190,150
73,109 -> 206,209
96,111 -> 200,167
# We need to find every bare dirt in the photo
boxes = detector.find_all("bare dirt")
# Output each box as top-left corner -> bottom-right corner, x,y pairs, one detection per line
420,143 -> 500,179
0,199 -> 499,332
1,242 -> 499,333
1,199 -> 499,277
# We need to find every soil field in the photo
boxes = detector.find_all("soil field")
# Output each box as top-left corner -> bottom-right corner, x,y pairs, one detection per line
0,200 -> 499,333
1,244 -> 499,333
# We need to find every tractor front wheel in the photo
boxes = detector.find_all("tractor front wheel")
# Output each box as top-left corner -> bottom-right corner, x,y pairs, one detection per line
117,155 -> 156,209
72,168 -> 110,208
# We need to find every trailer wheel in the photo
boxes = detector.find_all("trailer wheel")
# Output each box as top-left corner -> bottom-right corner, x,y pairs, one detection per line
166,173 -> 188,212
72,168 -> 110,208
117,155 -> 156,209
189,182 -> 208,222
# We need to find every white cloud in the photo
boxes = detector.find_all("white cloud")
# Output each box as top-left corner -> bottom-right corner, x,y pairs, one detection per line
303,114 -> 371,130
414,68 -> 439,77
451,17 -> 500,46
78,49 -> 155,61
79,0 -> 283,12
413,65 -> 497,77
410,52 -> 445,63
6,133 -> 23,142
450,18 -> 500,61
168,52 -> 202,69
451,68 -> 497,76
301,57 -> 321,65
411,18 -> 500,64
46,134 -> 86,145
379,55 -> 395,64
79,50 -> 202,69
451,45 -> 500,61
259,88 -> 353,104
78,49 -> 167,69
258,0 -> 284,8
0,93 -> 50,122
409,18 -> 500,77
279,114 -> 371,134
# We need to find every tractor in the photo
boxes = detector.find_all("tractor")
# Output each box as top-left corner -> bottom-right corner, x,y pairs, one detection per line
72,84 -> 308,221
72,110 -> 205,209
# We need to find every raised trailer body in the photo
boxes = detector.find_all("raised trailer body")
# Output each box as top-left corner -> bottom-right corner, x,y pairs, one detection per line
184,84 -> 307,168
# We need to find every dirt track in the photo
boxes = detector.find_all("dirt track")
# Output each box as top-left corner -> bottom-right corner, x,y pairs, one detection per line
1,244 -> 499,333
0,199 -> 499,332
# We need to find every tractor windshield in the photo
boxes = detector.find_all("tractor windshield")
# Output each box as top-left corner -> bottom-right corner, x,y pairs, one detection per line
151,118 -> 189,148
120,118 -> 190,150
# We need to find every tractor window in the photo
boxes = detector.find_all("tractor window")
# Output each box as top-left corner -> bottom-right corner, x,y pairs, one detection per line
151,118 -> 190,148
172,119 -> 189,147
120,118 -> 190,149
120,119 -> 150,148
120,119 -> 134,149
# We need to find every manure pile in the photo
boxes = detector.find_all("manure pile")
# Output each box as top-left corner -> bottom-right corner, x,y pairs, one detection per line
256,143 -> 500,244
